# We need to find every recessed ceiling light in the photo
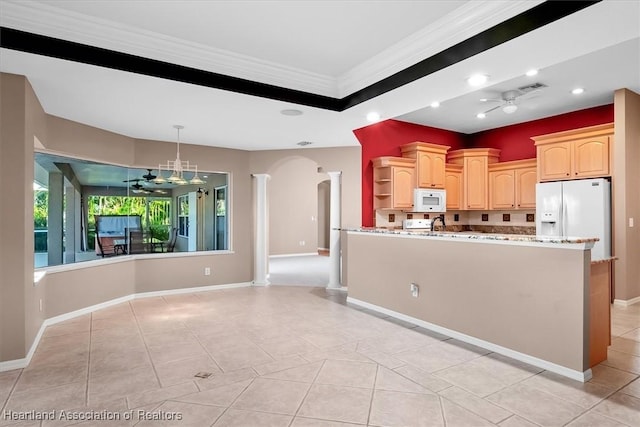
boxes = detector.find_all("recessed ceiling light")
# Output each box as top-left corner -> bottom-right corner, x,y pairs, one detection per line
479,98 -> 489,102
476,113 -> 486,119
572,88 -> 585,95
281,109 -> 303,116
467,74 -> 488,86
430,101 -> 440,108
525,69 -> 539,77
366,112 -> 381,122
202,175 -> 208,178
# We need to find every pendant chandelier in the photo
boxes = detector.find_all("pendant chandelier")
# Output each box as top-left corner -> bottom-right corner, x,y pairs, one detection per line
153,125 -> 204,185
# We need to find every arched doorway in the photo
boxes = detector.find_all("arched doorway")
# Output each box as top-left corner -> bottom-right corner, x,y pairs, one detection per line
265,156 -> 331,286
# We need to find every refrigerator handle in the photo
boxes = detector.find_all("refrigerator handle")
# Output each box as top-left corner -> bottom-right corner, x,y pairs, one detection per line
562,198 -> 567,237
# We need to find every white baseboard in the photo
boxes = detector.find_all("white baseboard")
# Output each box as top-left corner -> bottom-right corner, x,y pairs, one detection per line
613,295 -> 640,307
346,297 -> 592,383
0,282 -> 252,373
269,252 -> 318,258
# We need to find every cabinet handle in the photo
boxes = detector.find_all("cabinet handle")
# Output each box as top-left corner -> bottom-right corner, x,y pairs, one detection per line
575,172 -> 578,175
512,204 -> 514,207
566,173 -> 569,176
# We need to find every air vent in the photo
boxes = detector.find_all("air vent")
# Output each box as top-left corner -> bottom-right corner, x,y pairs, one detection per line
297,141 -> 313,146
518,82 -> 547,92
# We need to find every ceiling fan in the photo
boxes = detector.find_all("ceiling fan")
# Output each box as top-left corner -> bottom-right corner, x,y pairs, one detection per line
141,169 -> 157,182
123,179 -> 167,195
478,83 -> 546,117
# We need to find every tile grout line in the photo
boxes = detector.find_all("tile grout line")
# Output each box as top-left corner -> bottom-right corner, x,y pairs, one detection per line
128,299 -> 163,408
205,376 -> 256,426
84,311 -> 93,407
365,363 -> 380,426
286,359 -> 326,427
0,367 -> 25,415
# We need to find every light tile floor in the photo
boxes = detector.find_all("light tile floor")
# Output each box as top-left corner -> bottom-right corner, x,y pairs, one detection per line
0,286 -> 639,427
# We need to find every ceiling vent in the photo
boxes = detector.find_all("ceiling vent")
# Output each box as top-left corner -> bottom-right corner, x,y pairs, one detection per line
296,141 -> 313,147
518,82 -> 548,93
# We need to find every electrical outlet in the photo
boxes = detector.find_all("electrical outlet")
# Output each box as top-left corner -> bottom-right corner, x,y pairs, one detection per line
204,267 -> 211,276
39,299 -> 43,312
410,283 -> 419,298
630,218 -> 634,227
299,240 -> 306,246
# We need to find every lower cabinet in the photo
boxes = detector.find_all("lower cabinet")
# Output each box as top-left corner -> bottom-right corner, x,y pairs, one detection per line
590,260 -> 612,367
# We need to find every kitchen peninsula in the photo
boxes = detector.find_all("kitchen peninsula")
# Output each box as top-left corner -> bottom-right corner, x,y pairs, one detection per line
342,228 -> 610,382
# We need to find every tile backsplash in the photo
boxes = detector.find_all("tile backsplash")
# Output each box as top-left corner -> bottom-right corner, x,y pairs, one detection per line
375,209 -> 536,233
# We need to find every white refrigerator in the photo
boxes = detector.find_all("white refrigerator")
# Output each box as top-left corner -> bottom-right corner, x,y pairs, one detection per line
536,178 -> 611,261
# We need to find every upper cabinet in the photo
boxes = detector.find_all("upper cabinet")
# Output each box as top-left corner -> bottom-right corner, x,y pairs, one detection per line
400,142 -> 450,189
372,156 -> 416,210
488,159 -> 537,210
448,148 -> 500,210
532,123 -> 613,182
445,164 -> 463,210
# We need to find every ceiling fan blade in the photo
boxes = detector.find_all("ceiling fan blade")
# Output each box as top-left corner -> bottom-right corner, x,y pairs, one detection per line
483,105 -> 502,114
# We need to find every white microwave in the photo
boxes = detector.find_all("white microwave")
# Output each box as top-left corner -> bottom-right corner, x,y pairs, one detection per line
413,188 -> 446,212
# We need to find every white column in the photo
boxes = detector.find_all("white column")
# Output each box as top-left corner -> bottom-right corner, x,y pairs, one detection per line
253,174 -> 270,286
326,171 -> 343,289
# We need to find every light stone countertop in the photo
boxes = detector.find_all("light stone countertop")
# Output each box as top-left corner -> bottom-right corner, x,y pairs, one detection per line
341,227 -> 599,244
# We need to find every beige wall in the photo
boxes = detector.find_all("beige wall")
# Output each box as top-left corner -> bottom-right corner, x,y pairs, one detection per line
345,232 -> 590,373
0,72 -> 362,363
614,89 -> 640,301
249,147 -> 362,255
0,74 -> 45,361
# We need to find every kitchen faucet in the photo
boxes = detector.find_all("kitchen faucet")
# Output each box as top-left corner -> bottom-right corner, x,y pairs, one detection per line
432,214 -> 446,231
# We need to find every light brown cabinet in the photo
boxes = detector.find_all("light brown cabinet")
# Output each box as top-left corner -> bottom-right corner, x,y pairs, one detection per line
590,260 -> 612,367
448,148 -> 500,210
400,142 -> 450,189
532,123 -> 613,182
488,159 -> 537,210
445,164 -> 463,210
372,156 -> 415,210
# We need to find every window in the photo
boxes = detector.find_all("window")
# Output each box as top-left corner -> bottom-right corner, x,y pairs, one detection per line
34,152 -> 229,266
178,194 -> 189,237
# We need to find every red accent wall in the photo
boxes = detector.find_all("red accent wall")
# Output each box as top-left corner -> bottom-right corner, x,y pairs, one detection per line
354,105 -> 614,227
353,119 -> 468,227
469,105 -> 614,161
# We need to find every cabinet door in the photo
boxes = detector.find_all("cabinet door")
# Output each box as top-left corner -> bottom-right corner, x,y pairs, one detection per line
573,136 -> 610,178
392,166 -> 415,209
538,142 -> 571,181
417,152 -> 446,188
445,169 -> 462,210
489,170 -> 515,209
515,167 -> 537,209
464,157 -> 487,209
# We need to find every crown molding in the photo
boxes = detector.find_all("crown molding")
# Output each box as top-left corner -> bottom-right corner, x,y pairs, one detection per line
0,0 -> 338,97
338,0 -> 545,96
1,0 -> 543,99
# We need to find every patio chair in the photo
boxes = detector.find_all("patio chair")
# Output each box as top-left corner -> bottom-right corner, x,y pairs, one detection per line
166,227 -> 178,253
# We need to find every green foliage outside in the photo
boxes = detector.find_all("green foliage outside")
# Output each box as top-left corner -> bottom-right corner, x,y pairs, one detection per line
34,190 -> 48,252
88,196 -> 172,243
34,193 -> 172,252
